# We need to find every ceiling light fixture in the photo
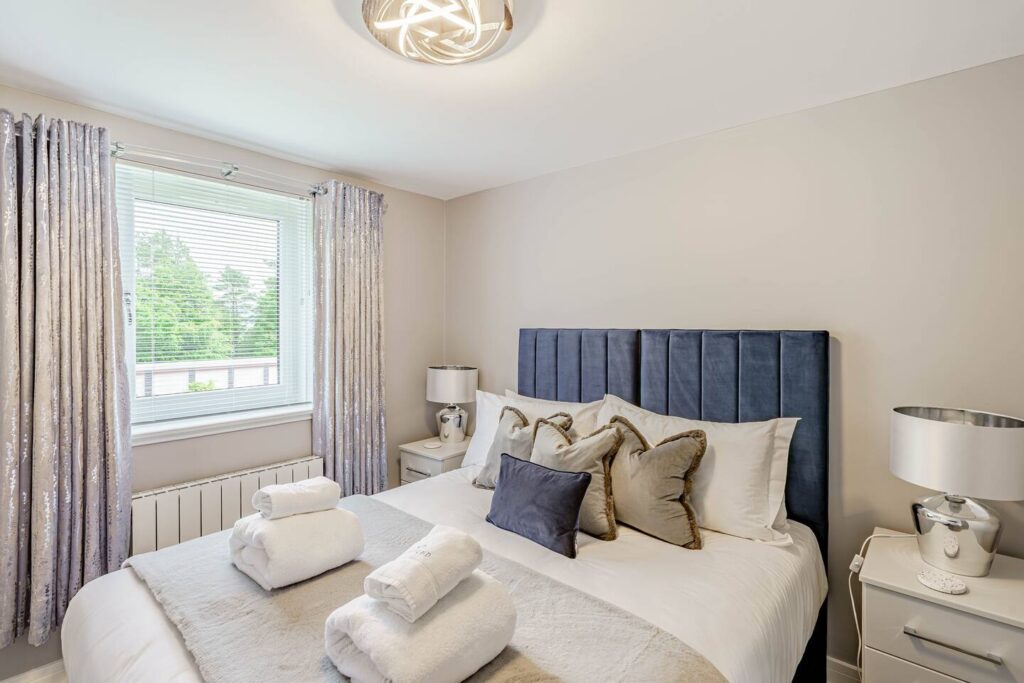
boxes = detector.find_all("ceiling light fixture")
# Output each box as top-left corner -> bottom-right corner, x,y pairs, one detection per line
363,0 -> 514,65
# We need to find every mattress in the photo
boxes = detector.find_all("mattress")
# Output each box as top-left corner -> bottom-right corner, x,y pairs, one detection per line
62,466 -> 826,683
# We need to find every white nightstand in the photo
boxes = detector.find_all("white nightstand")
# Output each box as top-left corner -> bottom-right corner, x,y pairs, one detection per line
398,437 -> 468,485
859,527 -> 1024,682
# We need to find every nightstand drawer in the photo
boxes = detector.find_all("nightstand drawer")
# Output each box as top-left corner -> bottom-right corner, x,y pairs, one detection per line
400,451 -> 444,482
863,647 -> 964,682
863,585 -> 1022,683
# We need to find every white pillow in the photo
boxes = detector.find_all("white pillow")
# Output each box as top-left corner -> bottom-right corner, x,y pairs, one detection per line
503,390 -> 603,435
461,390 -> 506,468
598,394 -> 799,544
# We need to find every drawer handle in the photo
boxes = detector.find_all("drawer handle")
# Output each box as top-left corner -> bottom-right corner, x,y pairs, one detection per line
405,467 -> 431,477
903,625 -> 1003,665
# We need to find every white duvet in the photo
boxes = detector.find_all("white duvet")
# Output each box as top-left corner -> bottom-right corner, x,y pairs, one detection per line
62,466 -> 826,683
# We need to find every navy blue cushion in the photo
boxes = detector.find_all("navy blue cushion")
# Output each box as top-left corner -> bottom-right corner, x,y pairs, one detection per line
486,454 -> 592,558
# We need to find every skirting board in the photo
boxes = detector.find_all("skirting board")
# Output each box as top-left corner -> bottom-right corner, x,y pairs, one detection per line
0,661 -> 65,683
827,656 -> 859,683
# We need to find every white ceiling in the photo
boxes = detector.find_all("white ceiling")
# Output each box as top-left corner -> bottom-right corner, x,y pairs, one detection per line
2,1 -> 1023,199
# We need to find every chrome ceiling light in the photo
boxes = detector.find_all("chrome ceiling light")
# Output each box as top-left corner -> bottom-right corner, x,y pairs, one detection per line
363,0 -> 514,65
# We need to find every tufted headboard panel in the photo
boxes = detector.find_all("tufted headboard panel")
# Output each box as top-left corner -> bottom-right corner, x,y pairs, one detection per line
516,328 -> 830,558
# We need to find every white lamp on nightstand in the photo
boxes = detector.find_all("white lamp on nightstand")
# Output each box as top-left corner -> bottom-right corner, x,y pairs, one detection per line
891,406 -> 1024,577
426,366 -> 477,444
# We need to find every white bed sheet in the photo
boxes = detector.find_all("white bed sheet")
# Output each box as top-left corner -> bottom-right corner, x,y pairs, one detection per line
62,564 -> 202,683
377,467 -> 827,683
62,467 -> 826,683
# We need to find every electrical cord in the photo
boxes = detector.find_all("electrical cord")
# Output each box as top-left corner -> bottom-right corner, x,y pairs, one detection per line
848,532 -> 912,679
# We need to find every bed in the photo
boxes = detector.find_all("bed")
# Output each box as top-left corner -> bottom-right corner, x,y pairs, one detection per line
62,328 -> 829,682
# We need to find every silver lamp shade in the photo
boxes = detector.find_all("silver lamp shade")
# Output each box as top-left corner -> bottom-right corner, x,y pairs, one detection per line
426,366 -> 478,443
891,407 -> 1024,576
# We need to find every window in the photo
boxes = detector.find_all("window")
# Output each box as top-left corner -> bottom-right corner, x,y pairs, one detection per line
116,163 -> 312,426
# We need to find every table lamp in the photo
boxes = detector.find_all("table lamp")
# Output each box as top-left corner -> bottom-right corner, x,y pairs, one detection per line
890,406 -> 1024,576
426,366 -> 478,443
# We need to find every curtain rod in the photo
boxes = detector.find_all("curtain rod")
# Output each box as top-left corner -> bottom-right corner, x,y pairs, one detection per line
110,142 -> 328,197
11,132 -> 385,209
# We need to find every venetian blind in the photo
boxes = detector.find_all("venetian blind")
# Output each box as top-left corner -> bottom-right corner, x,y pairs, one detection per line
115,162 -> 313,425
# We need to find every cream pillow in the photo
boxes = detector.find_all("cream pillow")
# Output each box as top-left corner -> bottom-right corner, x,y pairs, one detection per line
530,418 -> 623,541
599,394 -> 799,544
462,389 -> 506,468
473,407 -> 572,489
504,391 -> 603,436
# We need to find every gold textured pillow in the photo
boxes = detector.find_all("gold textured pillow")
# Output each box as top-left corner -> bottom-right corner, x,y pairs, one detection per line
530,418 -> 623,541
473,407 -> 572,489
610,416 -> 707,549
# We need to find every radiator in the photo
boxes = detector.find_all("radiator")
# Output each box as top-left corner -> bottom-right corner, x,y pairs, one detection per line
130,456 -> 324,556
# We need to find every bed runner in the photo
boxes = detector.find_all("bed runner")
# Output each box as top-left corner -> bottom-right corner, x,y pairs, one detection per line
126,496 -> 725,683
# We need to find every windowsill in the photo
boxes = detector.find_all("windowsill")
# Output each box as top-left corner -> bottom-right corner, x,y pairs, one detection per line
132,403 -> 313,446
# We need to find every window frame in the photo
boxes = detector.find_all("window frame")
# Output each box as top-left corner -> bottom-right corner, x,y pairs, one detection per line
116,161 -> 313,439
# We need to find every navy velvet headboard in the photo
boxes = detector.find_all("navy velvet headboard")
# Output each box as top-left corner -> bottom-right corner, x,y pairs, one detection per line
516,328 -> 830,558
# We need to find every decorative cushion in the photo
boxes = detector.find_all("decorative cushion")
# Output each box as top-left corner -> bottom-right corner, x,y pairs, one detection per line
462,390 -> 506,468
473,407 -> 572,489
529,418 -> 623,541
486,454 -> 592,558
504,390 -> 604,437
599,394 -> 799,544
608,416 -> 707,548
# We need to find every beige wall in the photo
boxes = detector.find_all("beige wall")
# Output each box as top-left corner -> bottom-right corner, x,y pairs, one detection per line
443,55 -> 1024,664
0,85 -> 445,677
131,421 -> 313,492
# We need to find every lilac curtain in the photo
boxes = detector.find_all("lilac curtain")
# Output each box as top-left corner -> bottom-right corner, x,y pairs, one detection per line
312,181 -> 386,496
0,111 -> 132,648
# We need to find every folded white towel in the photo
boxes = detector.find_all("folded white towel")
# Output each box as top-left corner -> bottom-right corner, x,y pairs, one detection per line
363,524 -> 483,623
251,475 -> 340,520
229,508 -> 363,590
326,570 -> 516,683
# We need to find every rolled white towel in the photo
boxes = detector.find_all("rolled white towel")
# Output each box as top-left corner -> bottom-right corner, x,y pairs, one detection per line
363,524 -> 483,622
325,570 -> 516,683
251,475 -> 340,520
229,508 -> 363,590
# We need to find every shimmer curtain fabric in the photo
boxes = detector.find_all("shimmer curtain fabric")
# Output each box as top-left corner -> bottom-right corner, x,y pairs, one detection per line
312,180 -> 386,495
0,111 -> 132,648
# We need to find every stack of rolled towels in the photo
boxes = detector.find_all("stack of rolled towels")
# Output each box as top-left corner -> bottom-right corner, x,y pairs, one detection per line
325,525 -> 517,683
230,476 -> 364,590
